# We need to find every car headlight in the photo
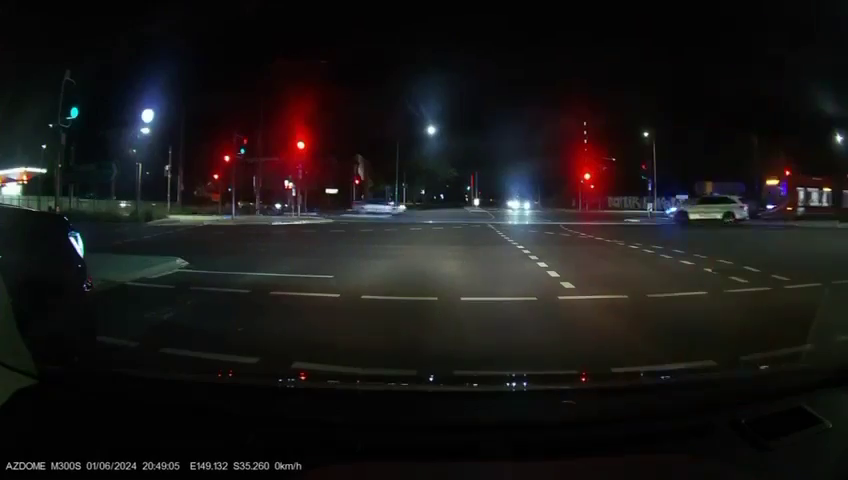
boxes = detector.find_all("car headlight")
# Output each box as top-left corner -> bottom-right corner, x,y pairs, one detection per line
274,203 -> 282,210
68,230 -> 84,259
523,201 -> 531,210
665,206 -> 678,215
507,200 -> 519,209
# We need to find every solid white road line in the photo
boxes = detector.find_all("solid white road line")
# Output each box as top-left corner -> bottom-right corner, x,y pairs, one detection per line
672,249 -> 685,254
96,336 -> 139,347
560,282 -> 575,289
725,287 -> 772,293
270,291 -> 341,298
547,271 -> 560,278
679,260 -> 695,265
522,249 -> 531,254
460,297 -> 537,301
693,254 -> 707,259
646,291 -> 708,298
180,269 -> 333,279
361,295 -> 438,301
772,275 -> 790,281
728,276 -> 748,283
454,369 -> 579,376
536,262 -> 548,268
126,282 -> 175,289
784,283 -> 822,289
642,249 -> 654,254
291,361 -> 417,376
190,286 -> 250,293
717,259 -> 733,264
611,360 -> 717,373
659,254 -> 672,259
739,344 -> 812,361
558,295 -> 628,300
147,270 -> 179,279
159,348 -> 259,364
833,280 -> 848,284
743,266 -> 761,272
529,255 -> 539,260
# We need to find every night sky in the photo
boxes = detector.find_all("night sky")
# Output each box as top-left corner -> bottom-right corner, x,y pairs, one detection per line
2,3 -> 848,202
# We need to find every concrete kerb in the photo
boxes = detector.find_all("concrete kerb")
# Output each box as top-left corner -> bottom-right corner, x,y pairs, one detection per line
87,254 -> 188,292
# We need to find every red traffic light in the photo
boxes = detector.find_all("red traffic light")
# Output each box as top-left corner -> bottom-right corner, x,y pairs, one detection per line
583,172 -> 591,181
641,163 -> 647,170
212,174 -> 219,180
243,137 -> 248,145
784,169 -> 791,176
296,140 -> 306,150
224,155 -> 230,163
354,174 -> 361,185
590,184 -> 595,189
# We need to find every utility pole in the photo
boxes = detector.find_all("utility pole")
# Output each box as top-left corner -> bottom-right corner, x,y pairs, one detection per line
166,145 -> 172,213
68,145 -> 75,210
176,105 -> 185,207
395,140 -> 399,203
403,171 -> 407,204
135,161 -> 142,220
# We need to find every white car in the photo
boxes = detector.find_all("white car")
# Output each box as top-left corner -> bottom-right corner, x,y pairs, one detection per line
353,201 -> 405,214
667,195 -> 749,224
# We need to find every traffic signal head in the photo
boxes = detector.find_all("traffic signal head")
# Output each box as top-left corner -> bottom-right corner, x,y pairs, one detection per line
583,172 -> 591,181
239,146 -> 246,155
354,175 -> 361,185
213,174 -> 219,180
784,169 -> 791,176
224,155 -> 230,163
69,106 -> 79,119
296,140 -> 306,150
590,184 -> 595,189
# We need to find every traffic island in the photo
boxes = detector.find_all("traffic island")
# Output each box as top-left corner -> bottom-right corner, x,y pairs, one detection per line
86,254 -> 188,291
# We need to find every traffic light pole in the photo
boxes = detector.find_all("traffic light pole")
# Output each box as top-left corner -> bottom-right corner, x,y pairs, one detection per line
652,138 -> 658,214
231,134 -> 237,218
166,145 -> 172,213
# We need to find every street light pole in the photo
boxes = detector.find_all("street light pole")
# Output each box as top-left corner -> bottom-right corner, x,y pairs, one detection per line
651,137 -> 657,212
166,145 -> 172,213
395,140 -> 399,204
231,133 -> 237,218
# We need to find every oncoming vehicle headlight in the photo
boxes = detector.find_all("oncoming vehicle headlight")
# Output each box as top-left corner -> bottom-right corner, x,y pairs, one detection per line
665,206 -> 678,215
507,200 -> 519,209
523,201 -> 531,210
68,230 -> 84,259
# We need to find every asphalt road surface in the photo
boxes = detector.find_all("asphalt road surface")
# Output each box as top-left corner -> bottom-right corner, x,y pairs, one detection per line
84,208 -> 848,379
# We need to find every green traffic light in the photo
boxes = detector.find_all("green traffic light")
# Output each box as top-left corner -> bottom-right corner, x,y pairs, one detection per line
239,147 -> 246,154
69,106 -> 79,119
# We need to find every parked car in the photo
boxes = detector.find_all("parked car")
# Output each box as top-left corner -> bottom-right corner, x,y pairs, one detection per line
667,195 -> 749,224
0,205 -> 93,364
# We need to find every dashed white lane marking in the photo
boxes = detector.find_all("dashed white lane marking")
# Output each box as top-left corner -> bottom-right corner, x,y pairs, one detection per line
703,268 -> 715,274
190,286 -> 250,293
522,249 -> 531,254
672,249 -> 685,254
536,262 -> 549,268
725,287 -> 772,293
360,229 -> 373,232
547,271 -> 560,278
452,226 -> 463,229
560,282 -> 575,289
642,249 -> 654,254
693,254 -> 707,259
659,254 -> 672,259
679,260 -> 695,265
742,266 -> 761,272
717,259 -> 733,264
632,242 -> 641,246
529,230 -> 538,233
330,229 -> 345,232
728,276 -> 748,283
646,291 -> 708,298
148,270 -> 180,279
740,344 -> 812,361
291,361 -> 416,376
410,227 -> 422,230
651,245 -> 663,249
454,369 -> 579,375
771,275 -> 790,281
180,269 -> 333,279
833,279 -> 848,284
516,245 -> 525,249
303,229 -> 316,232
385,228 -> 397,231
270,291 -> 341,298
611,360 -> 717,373
558,295 -> 628,300
545,231 -> 554,235
126,282 -> 175,289
159,348 -> 259,364
628,245 -> 639,249
595,236 -> 605,240
361,295 -> 438,301
784,283 -> 821,289
529,255 -> 539,260
471,225 -> 481,227
460,297 -> 537,301
96,336 -> 139,347
560,233 -> 570,237
433,226 -> 444,230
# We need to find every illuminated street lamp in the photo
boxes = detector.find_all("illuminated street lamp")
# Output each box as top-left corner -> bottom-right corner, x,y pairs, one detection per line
139,126 -> 151,135
141,108 -> 155,124
642,130 -> 657,215
426,124 -> 437,136
835,132 -> 844,145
